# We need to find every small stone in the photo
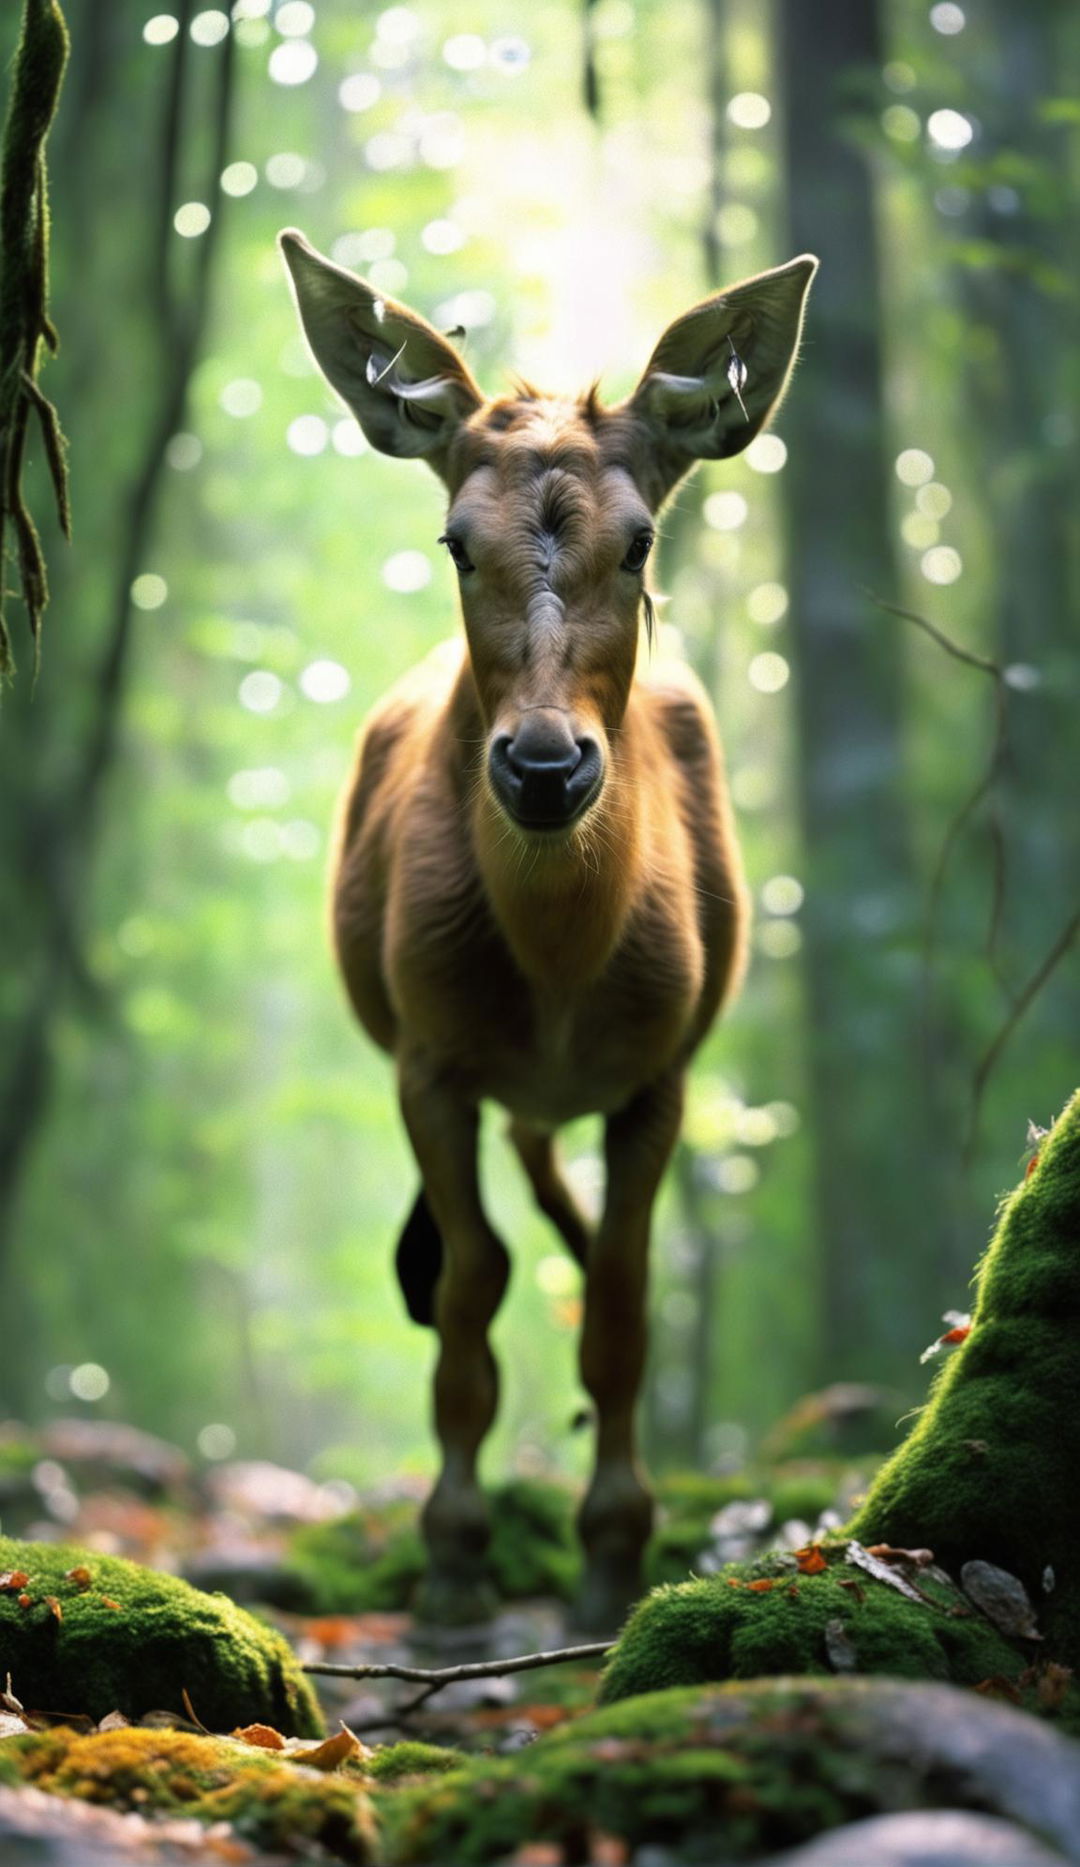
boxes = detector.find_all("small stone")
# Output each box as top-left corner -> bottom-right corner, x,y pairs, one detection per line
961,1561 -> 1043,1640
824,1618 -> 858,1672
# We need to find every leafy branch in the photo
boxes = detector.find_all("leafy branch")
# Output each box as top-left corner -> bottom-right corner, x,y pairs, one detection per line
0,0 -> 69,679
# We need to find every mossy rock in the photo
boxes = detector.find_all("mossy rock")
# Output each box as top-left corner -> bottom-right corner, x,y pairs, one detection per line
599,1545 -> 1064,1712
0,1536 -> 323,1735
602,1094 -> 1080,1713
0,1725 -> 374,1861
379,1676 -> 1080,1864
848,1088 -> 1080,1666
285,1478 -> 579,1614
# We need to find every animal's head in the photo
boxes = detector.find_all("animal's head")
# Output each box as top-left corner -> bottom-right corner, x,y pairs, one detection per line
280,230 -> 816,839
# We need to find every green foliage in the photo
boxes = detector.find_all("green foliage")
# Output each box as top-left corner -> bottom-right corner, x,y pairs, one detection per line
3,1725 -> 374,1860
849,1088 -> 1080,1665
365,1739 -> 465,1784
0,1535 -> 323,1734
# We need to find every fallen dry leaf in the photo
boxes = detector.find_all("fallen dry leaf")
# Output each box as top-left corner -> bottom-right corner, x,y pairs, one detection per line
794,1545 -> 827,1576
232,1722 -> 286,1751
97,1711 -> 130,1732
747,1578 -> 777,1593
43,1596 -> 63,1624
98,1597 -> 122,1612
295,1724 -> 367,1771
865,1544 -> 934,1568
64,1567 -> 93,1589
845,1540 -> 925,1603
0,1571 -> 30,1593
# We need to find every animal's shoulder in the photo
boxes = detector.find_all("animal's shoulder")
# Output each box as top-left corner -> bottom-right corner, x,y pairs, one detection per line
636,654 -> 721,775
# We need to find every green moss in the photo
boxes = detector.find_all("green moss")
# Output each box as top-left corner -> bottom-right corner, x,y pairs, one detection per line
849,1089 -> 1080,1666
365,1739 -> 465,1783
380,1676 -> 1043,1864
600,1549 -> 1033,1705
645,1466 -> 848,1590
285,1479 -> 579,1613
3,1726 -> 373,1860
0,1535 -> 323,1735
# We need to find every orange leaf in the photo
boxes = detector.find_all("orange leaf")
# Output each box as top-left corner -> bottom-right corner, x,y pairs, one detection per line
299,1725 -> 367,1772
795,1546 -> 827,1575
233,1722 -> 286,1751
1026,1152 -> 1040,1179
65,1567 -> 93,1589
0,1571 -> 30,1593
940,1325 -> 971,1345
747,1578 -> 777,1593
726,1578 -> 744,1589
98,1597 -> 122,1612
44,1596 -> 63,1623
17,1594 -> 32,1610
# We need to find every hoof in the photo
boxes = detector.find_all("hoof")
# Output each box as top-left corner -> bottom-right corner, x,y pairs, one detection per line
414,1569 -> 500,1628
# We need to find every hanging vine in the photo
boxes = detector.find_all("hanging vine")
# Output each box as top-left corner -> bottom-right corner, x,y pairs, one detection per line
0,0 -> 70,680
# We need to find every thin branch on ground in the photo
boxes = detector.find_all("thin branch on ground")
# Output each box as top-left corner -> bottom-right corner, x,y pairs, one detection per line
302,1640 -> 611,1689
963,908 -> 1080,1167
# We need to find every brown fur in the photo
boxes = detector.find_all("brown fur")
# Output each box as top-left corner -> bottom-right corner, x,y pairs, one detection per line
279,231 -> 816,1627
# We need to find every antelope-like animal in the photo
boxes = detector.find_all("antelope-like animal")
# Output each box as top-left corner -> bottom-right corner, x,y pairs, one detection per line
280,229 -> 817,1630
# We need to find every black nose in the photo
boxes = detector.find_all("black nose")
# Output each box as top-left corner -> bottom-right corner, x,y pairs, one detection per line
489,719 -> 603,828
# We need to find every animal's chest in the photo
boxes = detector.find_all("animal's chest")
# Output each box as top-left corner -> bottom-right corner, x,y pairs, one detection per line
386,865 -> 702,1124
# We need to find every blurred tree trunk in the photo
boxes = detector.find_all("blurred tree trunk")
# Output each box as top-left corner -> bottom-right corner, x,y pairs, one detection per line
776,0 -> 939,1382
0,0 -> 233,1409
955,0 -> 1080,1052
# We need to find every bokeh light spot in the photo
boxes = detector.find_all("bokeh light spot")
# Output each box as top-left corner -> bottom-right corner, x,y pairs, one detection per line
928,108 -> 974,151
143,14 -> 180,43
287,414 -> 329,455
882,105 -> 920,143
895,447 -> 934,486
930,2 -> 965,33
339,72 -> 381,111
198,1422 -> 237,1459
422,217 -> 465,255
275,0 -> 315,33
332,419 -> 367,456
70,1362 -> 110,1402
727,91 -> 771,129
239,670 -> 283,713
191,8 -> 230,44
383,550 -> 432,593
443,31 -> 485,69
745,433 -> 787,474
757,918 -> 803,958
174,201 -> 211,237
748,651 -> 790,694
921,545 -> 963,585
220,377 -> 263,417
762,874 -> 804,916
917,482 -> 953,520
221,159 -> 258,196
747,581 -> 788,626
299,658 -> 350,702
131,573 -> 168,610
269,38 -> 316,82
703,491 -> 748,532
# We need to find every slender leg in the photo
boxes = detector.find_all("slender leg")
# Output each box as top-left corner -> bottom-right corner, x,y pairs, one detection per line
508,1118 -> 592,1266
399,1050 -> 510,1624
575,1069 -> 685,1633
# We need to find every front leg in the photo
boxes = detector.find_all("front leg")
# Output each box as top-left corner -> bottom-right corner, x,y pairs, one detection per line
399,1050 -> 510,1624
576,1069 -> 685,1633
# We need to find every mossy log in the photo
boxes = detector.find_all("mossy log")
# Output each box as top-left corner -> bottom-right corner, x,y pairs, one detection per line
0,1535 -> 323,1734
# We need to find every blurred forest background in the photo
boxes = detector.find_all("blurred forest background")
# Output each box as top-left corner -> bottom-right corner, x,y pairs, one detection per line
1,0 -> 1077,1505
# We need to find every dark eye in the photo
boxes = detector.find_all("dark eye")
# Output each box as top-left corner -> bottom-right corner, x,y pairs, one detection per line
622,531 -> 654,574
438,533 -> 475,574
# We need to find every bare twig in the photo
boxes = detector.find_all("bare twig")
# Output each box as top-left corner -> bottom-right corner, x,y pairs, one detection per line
964,909 -> 1080,1166
302,1640 -> 611,1688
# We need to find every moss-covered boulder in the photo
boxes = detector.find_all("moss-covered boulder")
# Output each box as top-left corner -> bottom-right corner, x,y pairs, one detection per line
0,1536 -> 323,1734
848,1088 -> 1080,1662
601,1094 -> 1080,1712
379,1677 -> 1080,1864
0,1725 -> 374,1860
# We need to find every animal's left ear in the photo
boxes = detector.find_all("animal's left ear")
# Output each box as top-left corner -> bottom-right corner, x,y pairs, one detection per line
626,254 -> 818,505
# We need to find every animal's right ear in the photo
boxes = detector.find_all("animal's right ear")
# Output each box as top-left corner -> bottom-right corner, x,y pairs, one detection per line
279,229 -> 484,479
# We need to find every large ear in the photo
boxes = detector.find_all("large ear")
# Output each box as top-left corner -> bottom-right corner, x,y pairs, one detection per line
625,254 -> 818,505
279,228 -> 484,479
